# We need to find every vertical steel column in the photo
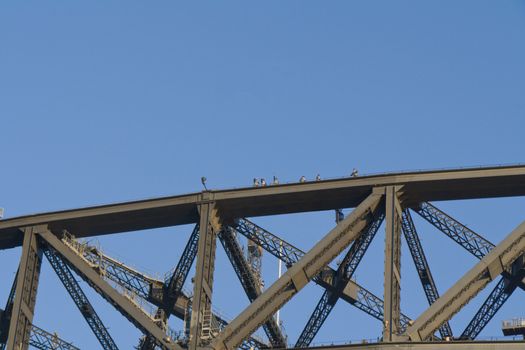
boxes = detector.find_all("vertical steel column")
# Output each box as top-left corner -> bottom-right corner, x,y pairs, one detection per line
0,270 -> 18,350
189,199 -> 221,350
383,187 -> 402,342
6,227 -> 43,350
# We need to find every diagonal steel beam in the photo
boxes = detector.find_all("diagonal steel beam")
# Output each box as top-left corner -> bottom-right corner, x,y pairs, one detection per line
459,277 -> 512,340
232,216 -> 413,330
139,224 -> 200,350
65,235 -> 189,320
29,324 -> 80,350
210,190 -> 384,350
219,227 -> 287,347
41,244 -> 119,350
295,207 -> 385,347
81,244 -> 160,302
414,202 -> 525,292
405,219 -> 525,341
59,230 -> 266,349
165,224 -> 200,303
1,313 -> 79,350
414,202 -> 494,259
296,292 -> 332,348
38,228 -> 183,350
188,303 -> 269,350
400,209 -> 453,339
460,255 -> 525,340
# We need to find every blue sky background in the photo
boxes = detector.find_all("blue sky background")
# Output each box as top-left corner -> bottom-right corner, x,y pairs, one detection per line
1,1 -> 525,348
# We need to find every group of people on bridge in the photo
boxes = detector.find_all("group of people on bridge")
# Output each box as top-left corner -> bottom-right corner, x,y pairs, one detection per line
253,169 -> 359,187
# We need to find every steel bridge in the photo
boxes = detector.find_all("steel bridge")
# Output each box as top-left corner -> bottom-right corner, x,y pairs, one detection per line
1,165 -> 525,349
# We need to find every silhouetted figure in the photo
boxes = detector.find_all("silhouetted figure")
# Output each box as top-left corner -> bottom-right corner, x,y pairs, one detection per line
335,209 -> 344,223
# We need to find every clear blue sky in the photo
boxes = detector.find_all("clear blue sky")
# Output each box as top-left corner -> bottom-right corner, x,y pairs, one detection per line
1,1 -> 525,348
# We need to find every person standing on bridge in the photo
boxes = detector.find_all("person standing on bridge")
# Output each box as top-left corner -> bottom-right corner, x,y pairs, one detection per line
300,175 -> 306,183
253,178 -> 260,187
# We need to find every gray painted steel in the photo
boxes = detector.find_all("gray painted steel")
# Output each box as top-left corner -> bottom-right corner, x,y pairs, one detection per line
2,166 -> 525,350
38,229 -> 183,350
2,166 -> 525,249
383,187 -> 402,341
405,219 -> 525,341
7,227 -> 42,350
211,191 -> 383,350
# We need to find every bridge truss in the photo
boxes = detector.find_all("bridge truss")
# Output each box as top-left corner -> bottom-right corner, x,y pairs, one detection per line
1,165 -> 525,349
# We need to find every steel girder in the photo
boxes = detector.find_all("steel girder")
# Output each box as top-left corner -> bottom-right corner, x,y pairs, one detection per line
232,217 -> 412,330
3,165 -> 525,250
1,167 -> 525,350
405,219 -> 525,341
0,269 -> 17,349
414,201 -> 525,337
139,224 -> 200,350
165,224 -> 200,303
81,244 -> 159,302
66,231 -> 189,318
400,210 -> 453,339
29,324 -> 80,350
460,277 -> 511,340
189,201 -> 221,349
383,187 -> 402,341
38,229 -> 184,350
191,306 -> 268,350
233,219 -> 303,270
53,228 -> 265,350
415,202 -> 525,285
137,309 -> 167,350
295,208 -> 385,347
460,256 -> 525,340
210,191 -> 384,350
6,227 -> 43,350
3,278 -> 68,350
414,202 -> 493,260
296,292 -> 332,348
290,341 -> 525,350
2,316 -> 80,350
58,234 -> 169,350
219,227 -> 287,347
41,244 -> 119,350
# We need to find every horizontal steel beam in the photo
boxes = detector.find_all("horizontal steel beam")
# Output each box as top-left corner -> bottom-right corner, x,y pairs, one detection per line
2,165 -> 525,249
290,341 -> 525,350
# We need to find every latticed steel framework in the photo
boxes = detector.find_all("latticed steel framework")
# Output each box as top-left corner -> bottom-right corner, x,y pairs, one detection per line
2,165 -> 525,350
